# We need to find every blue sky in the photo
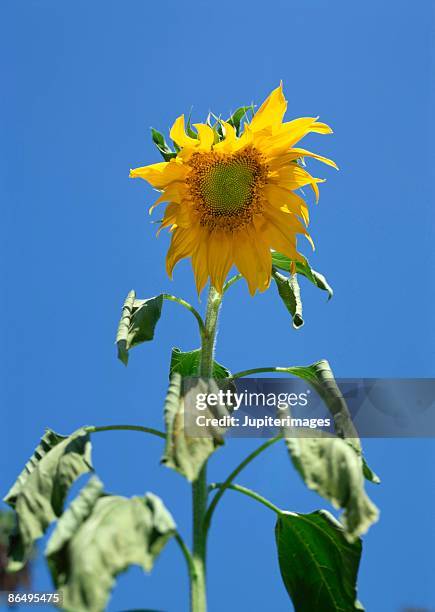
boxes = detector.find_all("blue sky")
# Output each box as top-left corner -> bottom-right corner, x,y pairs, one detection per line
1,1 -> 434,610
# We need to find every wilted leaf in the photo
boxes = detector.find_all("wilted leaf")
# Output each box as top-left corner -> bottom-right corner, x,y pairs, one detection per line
0,511 -> 31,591
169,347 -> 231,379
162,374 -> 230,482
116,291 -> 163,365
46,477 -> 176,612
272,269 -> 304,328
276,510 -> 364,611
284,430 -> 378,541
4,429 -> 93,570
287,359 -> 380,484
272,251 -> 333,299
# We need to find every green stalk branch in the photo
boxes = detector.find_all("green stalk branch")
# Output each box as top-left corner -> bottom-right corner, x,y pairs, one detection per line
208,482 -> 282,515
162,293 -> 206,336
231,366 -> 295,379
223,273 -> 242,294
85,424 -> 165,439
175,532 -> 196,579
204,436 -> 281,534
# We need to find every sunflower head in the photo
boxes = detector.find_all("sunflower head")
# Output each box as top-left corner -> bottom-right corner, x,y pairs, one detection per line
130,84 -> 337,295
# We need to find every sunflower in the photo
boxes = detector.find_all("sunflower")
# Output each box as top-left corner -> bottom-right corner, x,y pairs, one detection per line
130,84 -> 336,295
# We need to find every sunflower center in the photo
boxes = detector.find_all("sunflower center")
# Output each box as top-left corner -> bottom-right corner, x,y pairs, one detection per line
187,147 -> 268,231
201,161 -> 254,214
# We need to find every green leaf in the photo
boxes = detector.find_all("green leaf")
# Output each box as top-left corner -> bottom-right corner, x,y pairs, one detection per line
276,510 -> 364,611
271,251 -> 333,300
287,359 -> 380,484
150,128 -> 177,161
4,428 -> 93,571
169,347 -> 231,379
46,477 -> 176,612
226,105 -> 254,135
284,431 -> 378,541
0,510 -> 16,547
162,374 -> 227,482
272,269 -> 304,328
116,291 -> 163,366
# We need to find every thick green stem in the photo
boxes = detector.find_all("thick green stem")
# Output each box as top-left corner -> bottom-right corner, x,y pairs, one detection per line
191,285 -> 222,612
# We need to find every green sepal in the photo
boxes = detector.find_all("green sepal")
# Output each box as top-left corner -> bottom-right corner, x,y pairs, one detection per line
116,291 -> 163,366
226,105 -> 255,136
150,128 -> 177,161
186,110 -> 198,139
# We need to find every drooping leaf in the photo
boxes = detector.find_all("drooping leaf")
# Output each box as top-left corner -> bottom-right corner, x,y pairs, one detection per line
162,374 -> 230,482
4,429 -> 93,571
284,430 -> 378,541
272,269 -> 304,328
275,510 -> 364,611
272,251 -> 333,299
169,347 -> 231,379
150,128 -> 177,161
226,105 -> 255,135
0,510 -> 33,592
286,359 -> 380,484
46,477 -> 176,612
116,291 -> 163,365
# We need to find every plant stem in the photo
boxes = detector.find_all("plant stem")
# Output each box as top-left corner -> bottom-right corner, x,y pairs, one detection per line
204,435 -> 281,534
191,285 -> 222,612
209,482 -> 282,515
231,366 -> 295,379
175,532 -> 195,578
223,273 -> 242,294
85,424 -> 165,438
162,293 -> 206,336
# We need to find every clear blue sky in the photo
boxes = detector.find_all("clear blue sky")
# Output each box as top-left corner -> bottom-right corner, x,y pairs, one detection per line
1,1 -> 434,611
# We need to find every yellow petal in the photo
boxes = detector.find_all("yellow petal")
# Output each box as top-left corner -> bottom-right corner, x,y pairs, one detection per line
213,121 -> 237,152
270,166 -> 325,203
191,232 -> 209,294
264,184 -> 310,224
233,227 -> 271,295
289,147 -> 338,170
263,118 -> 333,154
131,159 -> 188,189
249,83 -> 287,133
157,203 -> 179,234
170,115 -> 198,149
264,205 -> 314,251
149,181 -> 186,213
166,226 -> 199,277
207,230 -> 234,293
175,200 -> 196,228
193,123 -> 215,151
